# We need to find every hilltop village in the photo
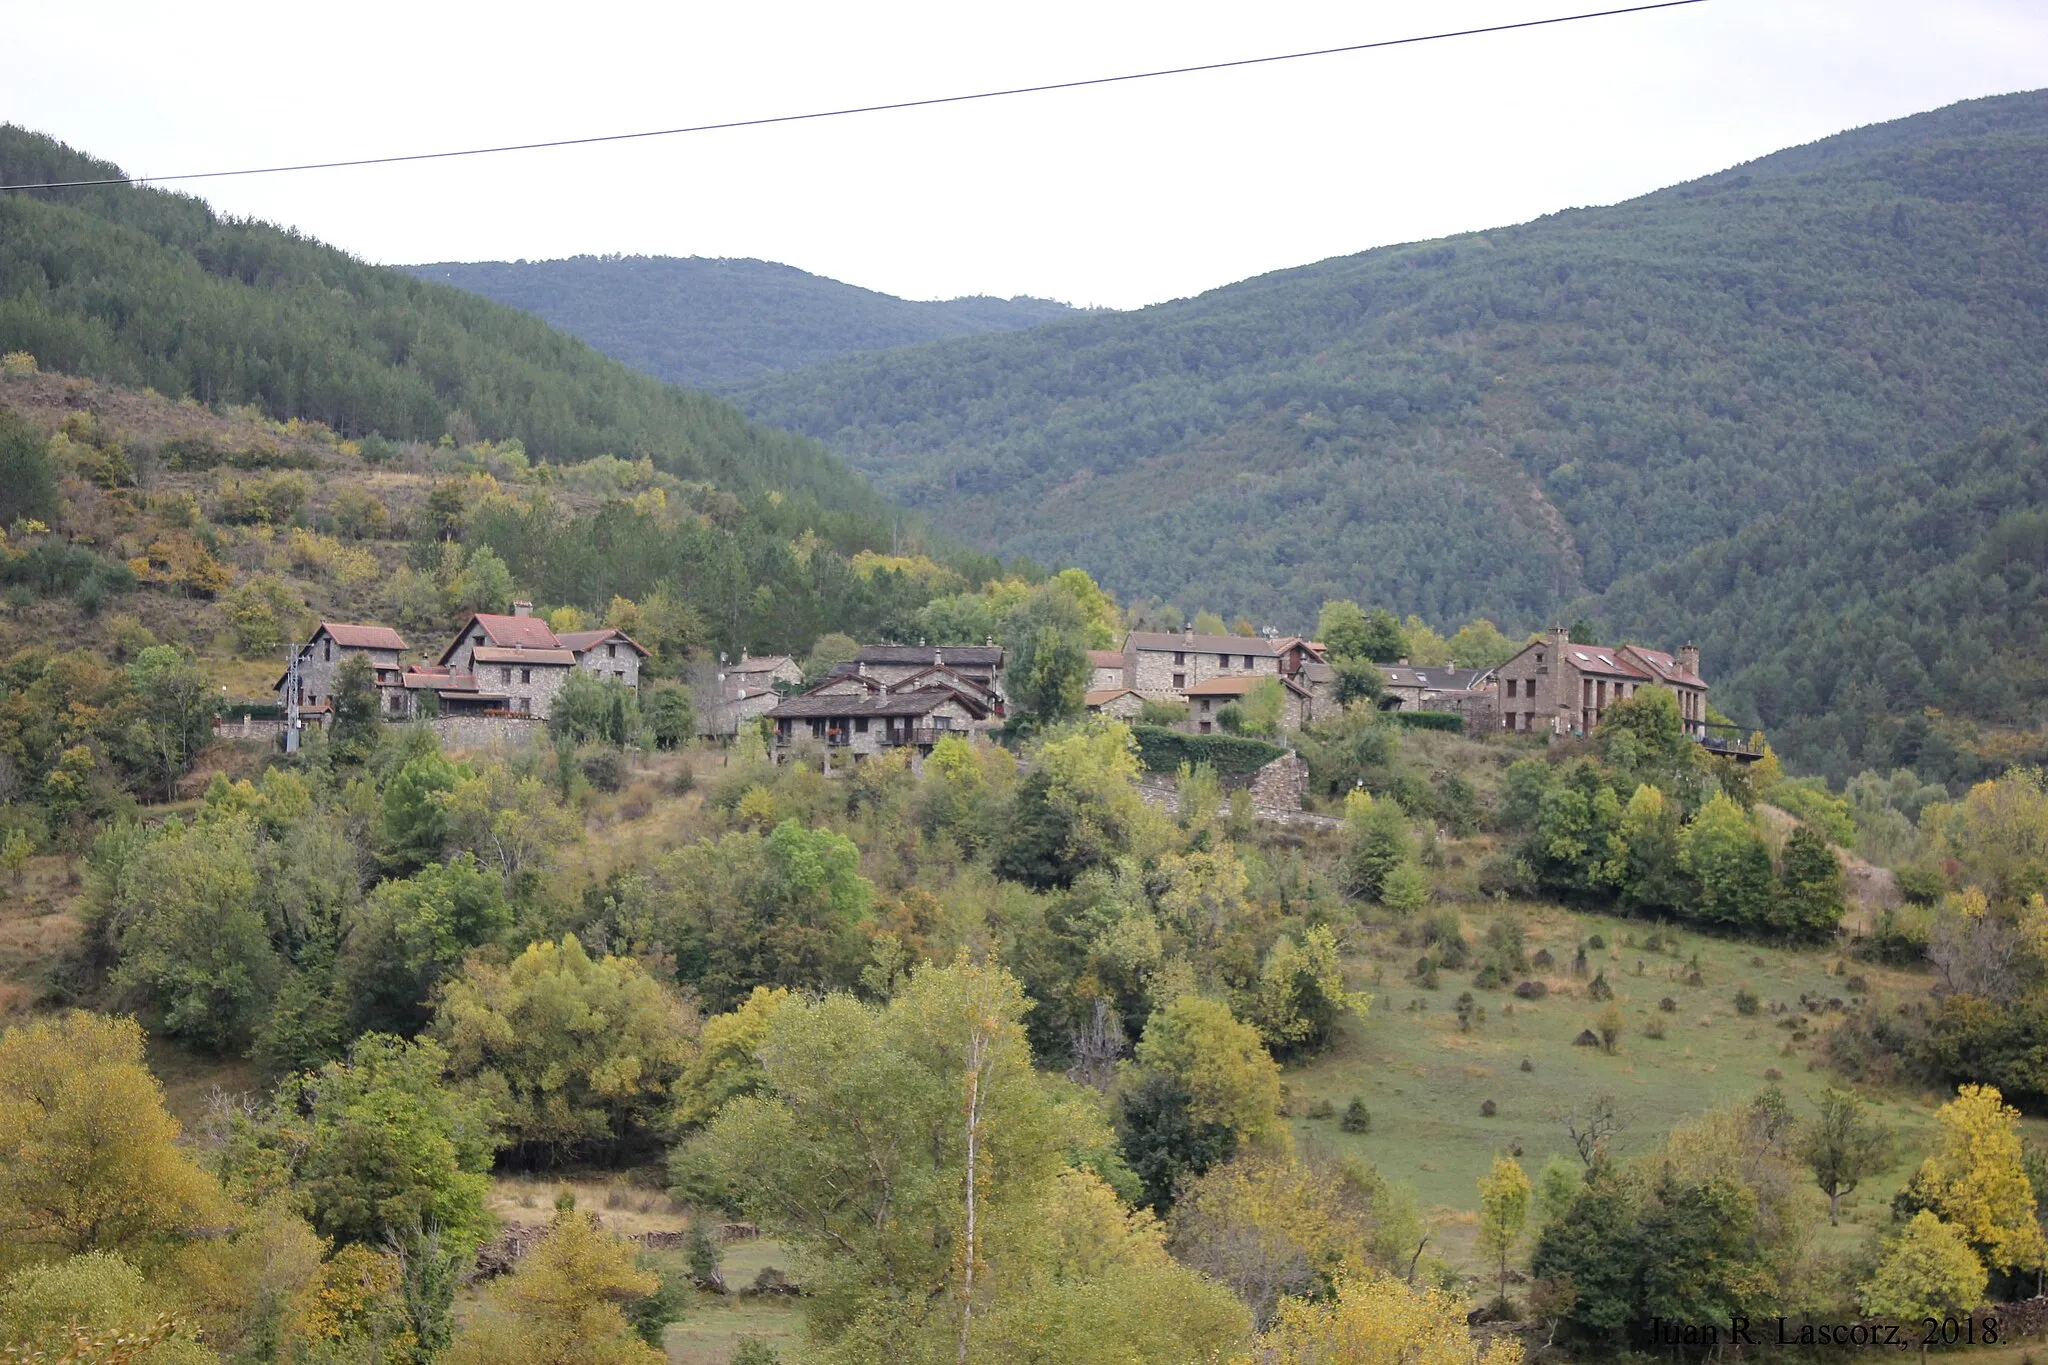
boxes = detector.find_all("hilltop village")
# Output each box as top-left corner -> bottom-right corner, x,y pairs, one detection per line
268,603 -> 1751,772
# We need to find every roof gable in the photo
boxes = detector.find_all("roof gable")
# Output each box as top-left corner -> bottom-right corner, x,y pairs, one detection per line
315,622 -> 407,651
1124,631 -> 1279,657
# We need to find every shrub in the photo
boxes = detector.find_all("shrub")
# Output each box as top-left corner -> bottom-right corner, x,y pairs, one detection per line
1587,971 -> 1614,1002
1644,1019 -> 1667,1040
1586,932 -> 1606,950
1480,1099 -> 1497,1117
1129,724 -> 1283,776
1734,988 -> 1761,1016
1307,1098 -> 1336,1120
1659,996 -> 1677,1012
1387,710 -> 1463,733
1513,979 -> 1548,1000
1341,1098 -> 1371,1133
581,748 -> 627,793
1531,948 -> 1555,970
1519,1057 -> 1534,1072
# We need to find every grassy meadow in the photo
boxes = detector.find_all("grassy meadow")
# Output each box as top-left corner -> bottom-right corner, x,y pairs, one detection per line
1294,903 -> 1957,1272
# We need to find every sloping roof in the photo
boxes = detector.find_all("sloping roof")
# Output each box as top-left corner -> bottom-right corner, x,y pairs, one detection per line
1300,660 -> 1339,684
401,668 -> 501,697
1125,631 -> 1279,657
556,628 -> 650,658
471,646 -> 578,667
1182,674 -> 1312,699
1088,650 -> 1126,669
1380,665 -> 1495,691
1563,647 -> 1652,680
769,690 -> 985,720
316,622 -> 407,651
1618,644 -> 1707,689
728,654 -> 798,674
888,665 -> 999,701
855,644 -> 1005,667
1085,688 -> 1141,707
437,612 -> 560,664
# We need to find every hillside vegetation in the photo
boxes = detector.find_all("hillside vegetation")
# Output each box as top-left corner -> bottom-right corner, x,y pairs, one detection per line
0,126 -> 883,520
409,255 -> 1076,391
1596,415 -> 2048,785
733,89 -> 2048,630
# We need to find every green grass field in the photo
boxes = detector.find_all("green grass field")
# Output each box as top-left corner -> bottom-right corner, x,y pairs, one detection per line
1288,901 -> 1965,1272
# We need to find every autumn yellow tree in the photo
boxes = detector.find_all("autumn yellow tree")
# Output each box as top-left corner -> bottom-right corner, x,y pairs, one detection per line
1170,1154 -> 1372,1328
1238,1272 -> 1525,1365
443,1212 -> 663,1365
1860,1211 -> 1988,1322
0,1013 -> 227,1271
1905,1084 -> 2048,1276
1477,1155 -> 1532,1307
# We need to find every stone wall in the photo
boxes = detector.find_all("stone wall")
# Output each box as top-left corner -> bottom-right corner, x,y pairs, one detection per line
577,643 -> 642,687
428,714 -> 546,750
1247,752 -> 1309,812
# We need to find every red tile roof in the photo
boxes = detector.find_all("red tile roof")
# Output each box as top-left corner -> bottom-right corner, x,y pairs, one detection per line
1088,650 -> 1126,669
318,622 -> 407,651
556,628 -> 650,658
1618,644 -> 1706,689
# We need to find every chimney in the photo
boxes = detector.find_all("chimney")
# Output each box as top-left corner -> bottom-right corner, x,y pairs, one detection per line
1183,625 -> 1194,643
1678,642 -> 1701,678
933,648 -> 943,670
857,660 -> 868,678
512,600 -> 532,618
1396,657 -> 1409,667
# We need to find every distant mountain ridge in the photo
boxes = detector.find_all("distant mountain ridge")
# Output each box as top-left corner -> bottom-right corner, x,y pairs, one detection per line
405,255 -> 1079,391
728,89 -> 2048,631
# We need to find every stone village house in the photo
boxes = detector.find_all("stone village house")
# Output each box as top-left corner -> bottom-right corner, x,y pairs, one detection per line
1493,627 -> 1708,738
276,602 -> 646,724
766,655 -> 999,761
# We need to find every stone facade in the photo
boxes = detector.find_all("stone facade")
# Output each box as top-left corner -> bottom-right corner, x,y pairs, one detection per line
1181,674 -> 1314,734
1494,628 -> 1708,738
1088,651 -> 1128,691
472,652 -> 576,718
1124,631 -> 1282,697
1085,688 -> 1146,721
773,695 -> 980,761
427,714 -> 547,750
1247,752 -> 1310,812
277,624 -> 406,712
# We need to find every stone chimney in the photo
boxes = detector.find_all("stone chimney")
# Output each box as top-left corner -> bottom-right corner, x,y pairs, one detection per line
1183,624 -> 1194,643
1678,642 -> 1701,678
857,660 -> 868,678
933,648 -> 944,670
512,600 -> 532,618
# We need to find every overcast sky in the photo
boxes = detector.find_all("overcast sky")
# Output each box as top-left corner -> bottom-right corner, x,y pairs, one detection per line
7,0 -> 2046,309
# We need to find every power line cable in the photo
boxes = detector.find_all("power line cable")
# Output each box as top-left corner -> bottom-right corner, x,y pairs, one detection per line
1,0 -> 1707,192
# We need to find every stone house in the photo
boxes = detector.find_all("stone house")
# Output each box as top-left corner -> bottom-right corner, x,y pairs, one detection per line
1180,674 -> 1314,734
699,684 -> 781,739
767,687 -> 992,762
1122,629 -> 1282,697
275,623 -> 410,720
1378,665 -> 1497,712
853,643 -> 1006,695
429,601 -> 624,720
1085,687 -> 1146,722
1088,650 -> 1129,691
1493,627 -> 1708,738
725,653 -> 804,690
557,628 -> 649,687
1268,637 -> 1330,683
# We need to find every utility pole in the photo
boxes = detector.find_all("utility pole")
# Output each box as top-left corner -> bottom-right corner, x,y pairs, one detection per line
284,644 -> 301,754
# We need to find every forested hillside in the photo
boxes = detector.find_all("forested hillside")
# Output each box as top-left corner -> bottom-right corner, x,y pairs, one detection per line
409,255 -> 1076,391
734,89 -> 2048,629
0,126 -> 886,524
1594,414 -> 2048,787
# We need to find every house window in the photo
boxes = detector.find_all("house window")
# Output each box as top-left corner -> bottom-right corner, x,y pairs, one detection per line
1199,721 -> 1213,734
1217,653 -> 1229,666
1243,655 -> 1255,669
606,643 -> 617,659
1525,712 -> 1535,731
855,717 -> 869,733
1505,679 -> 1516,699
517,698 -> 530,713
500,667 -> 511,685
323,640 -> 332,662
1172,672 -> 1185,689
1173,651 -> 1185,666
520,668 -> 531,684
1201,698 -> 1212,713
